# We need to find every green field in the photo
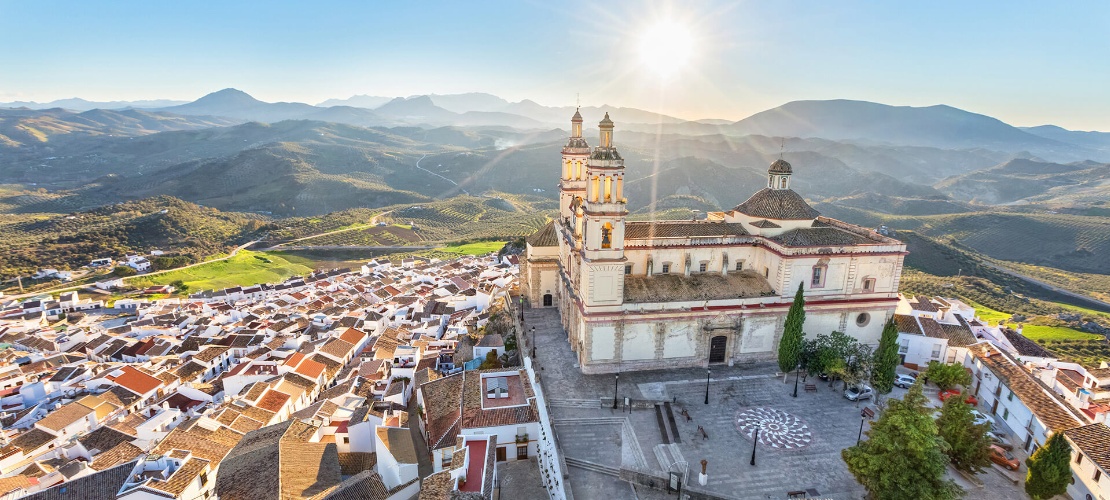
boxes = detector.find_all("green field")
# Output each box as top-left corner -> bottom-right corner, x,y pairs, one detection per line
128,250 -> 313,292
436,241 -> 507,255
1022,324 -> 1102,342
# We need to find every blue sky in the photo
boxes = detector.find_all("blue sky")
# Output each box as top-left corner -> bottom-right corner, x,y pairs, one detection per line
2,1 -> 1108,129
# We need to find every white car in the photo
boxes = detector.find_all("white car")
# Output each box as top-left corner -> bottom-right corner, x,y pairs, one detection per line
845,385 -> 874,401
970,409 -> 992,426
895,374 -> 916,389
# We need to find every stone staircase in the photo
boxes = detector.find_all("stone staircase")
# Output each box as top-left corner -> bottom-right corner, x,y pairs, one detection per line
564,456 -> 620,477
653,443 -> 687,473
552,417 -> 626,425
548,398 -> 603,409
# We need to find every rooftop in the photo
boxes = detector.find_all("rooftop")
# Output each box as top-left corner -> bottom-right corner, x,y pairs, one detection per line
623,270 -> 775,303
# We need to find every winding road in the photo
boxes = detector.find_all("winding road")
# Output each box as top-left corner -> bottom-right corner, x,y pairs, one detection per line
414,153 -> 469,196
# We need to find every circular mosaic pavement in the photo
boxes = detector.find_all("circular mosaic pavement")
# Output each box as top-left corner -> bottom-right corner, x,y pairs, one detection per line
735,408 -> 813,450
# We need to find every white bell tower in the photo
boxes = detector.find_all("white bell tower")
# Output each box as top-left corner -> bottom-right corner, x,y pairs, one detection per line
580,113 -> 627,306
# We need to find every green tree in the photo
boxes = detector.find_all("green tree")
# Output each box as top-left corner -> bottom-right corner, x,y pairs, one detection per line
806,331 -> 859,388
842,381 -> 962,500
112,266 -> 137,277
924,361 -> 971,391
1025,432 -> 1072,500
936,395 -> 991,473
479,350 -> 502,370
872,319 -> 901,396
778,282 -> 806,374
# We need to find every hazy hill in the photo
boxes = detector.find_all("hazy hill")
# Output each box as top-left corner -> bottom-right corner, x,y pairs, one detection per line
730,99 -> 1070,152
936,158 -> 1110,205
0,107 -> 240,147
316,94 -> 393,109
818,192 -> 974,216
0,97 -> 188,110
427,93 -> 510,113
160,88 -> 321,122
1023,125 -> 1110,153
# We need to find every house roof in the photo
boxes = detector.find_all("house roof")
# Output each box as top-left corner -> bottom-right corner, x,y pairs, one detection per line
769,226 -> 878,247
89,442 -> 144,471
107,365 -> 163,396
377,427 -> 418,464
1065,423 -> 1110,474
20,460 -> 136,500
215,420 -> 342,500
971,343 -> 1085,434
1001,328 -> 1055,358
36,402 -> 94,433
623,271 -> 774,303
76,426 -> 132,456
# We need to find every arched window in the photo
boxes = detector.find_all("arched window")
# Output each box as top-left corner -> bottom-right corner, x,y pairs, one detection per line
604,176 -> 613,202
768,175 -> 774,188
811,260 -> 829,288
601,222 -> 613,249
780,177 -> 788,189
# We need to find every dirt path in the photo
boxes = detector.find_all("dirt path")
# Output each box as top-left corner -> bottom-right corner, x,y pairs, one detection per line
273,210 -> 393,248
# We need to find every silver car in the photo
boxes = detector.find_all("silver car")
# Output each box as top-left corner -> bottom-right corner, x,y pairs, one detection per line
845,385 -> 874,401
895,374 -> 916,388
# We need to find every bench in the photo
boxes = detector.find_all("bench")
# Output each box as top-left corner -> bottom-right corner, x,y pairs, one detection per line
804,383 -> 817,393
861,407 -> 875,419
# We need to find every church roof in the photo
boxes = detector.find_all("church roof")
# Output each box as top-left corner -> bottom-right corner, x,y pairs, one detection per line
769,226 -> 876,247
732,188 -> 820,221
526,220 -> 558,247
599,112 -> 613,127
768,159 -> 792,174
571,108 -> 583,122
625,222 -> 748,239
624,271 -> 775,303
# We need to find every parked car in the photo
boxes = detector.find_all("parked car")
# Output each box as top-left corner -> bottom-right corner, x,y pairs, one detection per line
938,389 -> 979,405
988,431 -> 1014,451
895,373 -> 916,389
845,385 -> 874,401
970,409 -> 991,426
818,372 -> 830,381
989,445 -> 1020,470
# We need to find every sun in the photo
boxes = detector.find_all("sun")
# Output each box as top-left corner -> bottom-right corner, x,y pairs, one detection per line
638,20 -> 695,79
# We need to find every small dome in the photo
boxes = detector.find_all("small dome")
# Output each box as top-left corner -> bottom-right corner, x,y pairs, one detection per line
599,112 -> 614,127
571,108 -> 583,122
768,159 -> 792,174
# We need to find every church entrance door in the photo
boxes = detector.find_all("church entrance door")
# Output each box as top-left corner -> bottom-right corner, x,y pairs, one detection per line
709,336 -> 728,363
543,294 -> 553,307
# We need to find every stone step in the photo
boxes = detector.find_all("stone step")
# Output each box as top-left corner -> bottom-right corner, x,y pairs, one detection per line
552,417 -> 626,425
565,456 -> 620,477
548,398 -> 603,409
653,444 -> 674,472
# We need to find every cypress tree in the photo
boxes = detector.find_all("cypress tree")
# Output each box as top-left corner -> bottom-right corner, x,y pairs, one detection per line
778,282 -> 806,374
1025,432 -> 1073,500
872,318 -> 900,395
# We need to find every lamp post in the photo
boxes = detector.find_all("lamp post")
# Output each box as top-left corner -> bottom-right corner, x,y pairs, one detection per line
857,416 -> 866,446
750,427 -> 759,466
792,365 -> 801,398
703,368 -> 711,405
613,372 -> 620,409
531,326 -> 536,359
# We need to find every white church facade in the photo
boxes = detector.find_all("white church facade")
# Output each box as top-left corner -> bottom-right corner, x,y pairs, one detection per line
522,111 -> 908,374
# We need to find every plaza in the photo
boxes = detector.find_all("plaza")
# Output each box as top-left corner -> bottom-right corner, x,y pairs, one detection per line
524,306 -> 1027,500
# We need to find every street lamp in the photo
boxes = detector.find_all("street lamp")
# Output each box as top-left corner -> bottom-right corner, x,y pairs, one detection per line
750,427 -> 759,466
792,365 -> 801,398
613,372 -> 620,409
857,416 -> 867,446
531,326 -> 536,359
703,368 -> 711,405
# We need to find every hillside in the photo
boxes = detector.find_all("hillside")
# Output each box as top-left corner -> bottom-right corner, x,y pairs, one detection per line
0,196 -> 265,278
0,107 -> 240,148
936,158 -> 1110,206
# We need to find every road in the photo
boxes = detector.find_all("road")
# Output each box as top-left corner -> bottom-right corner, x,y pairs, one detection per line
982,261 -> 1110,313
414,153 -> 469,196
268,210 -> 393,249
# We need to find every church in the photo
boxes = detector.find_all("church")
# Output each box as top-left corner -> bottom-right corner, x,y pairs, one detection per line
522,111 -> 908,374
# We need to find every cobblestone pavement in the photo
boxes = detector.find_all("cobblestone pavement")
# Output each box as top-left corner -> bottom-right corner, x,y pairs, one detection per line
496,458 -> 549,500
525,306 -> 1030,500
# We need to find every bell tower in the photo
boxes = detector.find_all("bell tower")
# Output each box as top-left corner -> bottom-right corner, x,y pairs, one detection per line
767,159 -> 792,190
580,113 -> 627,306
559,109 -> 591,230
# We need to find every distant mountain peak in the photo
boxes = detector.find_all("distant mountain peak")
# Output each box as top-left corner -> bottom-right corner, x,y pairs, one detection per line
193,88 -> 260,106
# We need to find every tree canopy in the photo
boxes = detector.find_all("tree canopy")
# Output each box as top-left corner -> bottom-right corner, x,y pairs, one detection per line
778,282 -> 806,373
842,381 -> 962,500
872,318 -> 900,395
936,395 -> 991,473
924,360 -> 971,391
1025,432 -> 1072,500
803,331 -> 870,388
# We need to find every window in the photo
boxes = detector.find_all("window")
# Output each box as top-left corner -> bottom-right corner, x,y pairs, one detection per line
200,472 -> 208,486
342,437 -> 350,444
764,267 -> 769,278
1002,408 -> 1009,420
811,263 -> 828,288
735,261 -> 743,271
931,344 -> 942,358
1077,453 -> 1084,465
699,262 -> 708,273
862,278 -> 875,292
855,313 -> 871,327
625,264 -> 632,275
517,445 -> 529,459
601,222 -> 613,249
661,263 -> 671,274
898,341 -> 908,354
780,177 -> 787,189
1095,469 -> 1102,482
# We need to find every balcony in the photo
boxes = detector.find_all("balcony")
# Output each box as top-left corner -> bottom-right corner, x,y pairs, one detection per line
515,433 -> 529,444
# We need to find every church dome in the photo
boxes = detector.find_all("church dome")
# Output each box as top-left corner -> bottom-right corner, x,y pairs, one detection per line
732,188 -> 820,220
768,159 -> 792,174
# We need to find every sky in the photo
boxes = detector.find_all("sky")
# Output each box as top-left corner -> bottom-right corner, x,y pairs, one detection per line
2,1 -> 1109,130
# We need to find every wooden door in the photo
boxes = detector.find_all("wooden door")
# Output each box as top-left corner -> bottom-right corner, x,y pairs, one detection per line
709,336 -> 727,363
496,447 -> 506,462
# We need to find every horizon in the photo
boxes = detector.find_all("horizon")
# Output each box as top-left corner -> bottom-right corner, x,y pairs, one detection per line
2,1 -> 1109,130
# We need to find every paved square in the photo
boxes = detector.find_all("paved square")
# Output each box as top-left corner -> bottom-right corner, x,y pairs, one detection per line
525,306 -> 1029,500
